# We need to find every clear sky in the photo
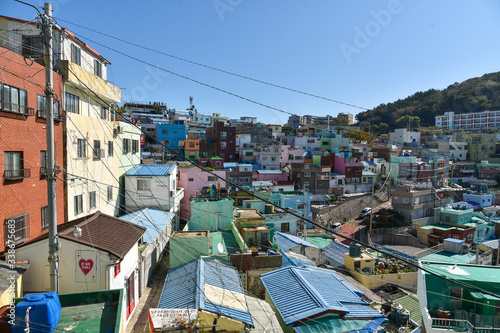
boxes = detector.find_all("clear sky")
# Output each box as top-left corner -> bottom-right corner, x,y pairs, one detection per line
2,0 -> 500,124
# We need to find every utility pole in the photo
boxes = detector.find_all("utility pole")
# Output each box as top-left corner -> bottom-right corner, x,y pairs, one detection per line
303,185 -> 307,241
369,177 -> 375,234
43,2 -> 59,293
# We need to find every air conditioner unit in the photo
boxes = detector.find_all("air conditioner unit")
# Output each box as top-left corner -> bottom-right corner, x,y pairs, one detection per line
114,125 -> 124,136
93,149 -> 106,159
296,232 -> 303,238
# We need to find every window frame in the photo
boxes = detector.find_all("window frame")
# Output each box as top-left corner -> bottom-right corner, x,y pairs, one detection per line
137,178 -> 151,191
5,213 -> 30,244
74,194 -> 83,215
77,139 -> 86,158
89,191 -> 96,209
41,205 -> 49,230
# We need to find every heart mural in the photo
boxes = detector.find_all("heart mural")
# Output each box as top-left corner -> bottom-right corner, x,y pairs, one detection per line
79,259 -> 94,275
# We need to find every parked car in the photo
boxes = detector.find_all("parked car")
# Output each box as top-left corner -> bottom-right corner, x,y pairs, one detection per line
359,207 -> 372,218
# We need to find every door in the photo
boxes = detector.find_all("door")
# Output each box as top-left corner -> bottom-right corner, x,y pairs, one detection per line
126,272 -> 135,319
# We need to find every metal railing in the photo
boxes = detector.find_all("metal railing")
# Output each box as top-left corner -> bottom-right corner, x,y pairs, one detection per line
5,168 -> 31,180
0,102 -> 34,116
432,318 -> 473,332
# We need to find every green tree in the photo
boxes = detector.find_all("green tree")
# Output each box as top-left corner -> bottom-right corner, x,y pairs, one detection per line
395,115 -> 420,130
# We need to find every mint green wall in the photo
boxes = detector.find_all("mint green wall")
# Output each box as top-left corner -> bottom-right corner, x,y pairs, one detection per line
190,198 -> 235,231
441,211 -> 472,224
170,236 -> 209,267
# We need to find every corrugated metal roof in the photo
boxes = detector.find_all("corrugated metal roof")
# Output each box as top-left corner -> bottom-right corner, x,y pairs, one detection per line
119,207 -> 175,243
260,266 -> 384,325
274,232 -> 319,251
393,294 -> 421,325
322,241 -> 349,266
125,164 -> 176,176
158,258 -> 254,327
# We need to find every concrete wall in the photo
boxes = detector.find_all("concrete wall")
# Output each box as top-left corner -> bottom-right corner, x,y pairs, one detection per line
315,192 -> 389,225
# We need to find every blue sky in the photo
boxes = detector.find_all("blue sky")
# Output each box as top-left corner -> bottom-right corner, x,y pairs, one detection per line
2,0 -> 499,124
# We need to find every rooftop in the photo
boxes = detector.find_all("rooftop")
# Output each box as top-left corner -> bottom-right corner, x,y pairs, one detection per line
119,207 -> 175,244
157,258 -> 254,327
422,262 -> 500,285
234,209 -> 265,219
125,164 -> 176,176
260,266 -> 384,326
302,234 -> 335,249
18,211 -> 146,259
419,250 -> 480,264
273,232 -> 319,251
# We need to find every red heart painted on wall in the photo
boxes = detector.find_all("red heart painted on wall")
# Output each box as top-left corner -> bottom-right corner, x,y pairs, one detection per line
79,259 -> 93,275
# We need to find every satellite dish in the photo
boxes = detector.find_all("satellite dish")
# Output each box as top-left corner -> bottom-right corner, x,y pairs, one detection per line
218,243 -> 224,254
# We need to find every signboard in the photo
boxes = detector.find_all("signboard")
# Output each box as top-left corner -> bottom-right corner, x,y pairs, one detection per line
148,308 -> 198,331
75,250 -> 97,283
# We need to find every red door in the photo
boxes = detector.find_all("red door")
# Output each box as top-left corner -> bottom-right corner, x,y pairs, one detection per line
126,272 -> 135,319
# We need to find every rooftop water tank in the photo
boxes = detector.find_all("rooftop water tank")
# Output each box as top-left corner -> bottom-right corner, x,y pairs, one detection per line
349,242 -> 361,257
12,292 -> 61,333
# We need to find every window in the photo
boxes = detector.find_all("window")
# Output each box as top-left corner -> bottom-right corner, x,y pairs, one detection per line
41,206 -> 49,230
100,105 -> 108,119
188,178 -> 194,182
74,194 -> 83,215
221,142 -> 227,149
108,141 -> 114,157
298,203 -> 305,209
40,151 -> 48,176
0,83 -> 28,114
132,140 -> 139,154
123,138 -> 131,153
295,156 -> 302,160
89,191 -> 96,209
215,161 -> 222,167
208,176 -> 217,181
22,35 -> 42,57
36,95 -> 61,120
126,272 -> 135,319
220,132 -> 227,138
93,140 -> 101,159
467,234 -> 473,240
94,60 -> 102,78
189,142 -> 195,148
240,177 -> 250,184
71,44 -> 81,65
445,216 -> 451,222
403,198 -> 409,204
162,129 -> 168,134
281,223 -> 290,232
114,262 -> 120,277
303,182 -> 309,187
77,139 -> 86,158
5,213 -> 30,244
5,151 -> 28,180
65,92 -> 79,114
229,177 -> 237,183
107,186 -> 113,201
304,172 -> 311,178
137,179 -> 151,191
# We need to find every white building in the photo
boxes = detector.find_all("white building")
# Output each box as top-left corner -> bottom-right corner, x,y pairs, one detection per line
124,164 -> 184,220
295,136 -> 319,151
15,212 -> 145,327
389,128 -> 421,147
435,110 -> 500,131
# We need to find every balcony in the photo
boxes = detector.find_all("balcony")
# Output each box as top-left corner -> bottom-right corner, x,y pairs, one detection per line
37,109 -> 62,121
0,102 -> 34,116
56,60 -> 121,103
5,168 -> 31,180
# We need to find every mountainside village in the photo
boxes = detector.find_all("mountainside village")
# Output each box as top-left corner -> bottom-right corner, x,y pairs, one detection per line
1,10 -> 500,333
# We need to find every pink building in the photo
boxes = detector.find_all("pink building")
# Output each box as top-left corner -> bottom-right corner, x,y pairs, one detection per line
178,166 -> 226,221
281,145 -> 305,168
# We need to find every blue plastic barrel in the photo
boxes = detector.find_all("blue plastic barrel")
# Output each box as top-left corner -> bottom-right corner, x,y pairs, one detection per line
11,292 -> 61,333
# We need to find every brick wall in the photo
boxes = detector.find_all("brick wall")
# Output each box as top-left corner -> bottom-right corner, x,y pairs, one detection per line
0,46 -> 64,252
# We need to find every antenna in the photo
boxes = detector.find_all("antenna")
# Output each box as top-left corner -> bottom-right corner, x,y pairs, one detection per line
189,96 -> 194,107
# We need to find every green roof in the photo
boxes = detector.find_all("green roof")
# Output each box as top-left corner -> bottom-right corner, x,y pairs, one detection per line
209,231 -> 241,255
422,262 -> 500,285
419,250 -> 478,264
294,317 -> 369,333
419,224 -> 461,230
393,295 -> 421,325
302,235 -> 335,248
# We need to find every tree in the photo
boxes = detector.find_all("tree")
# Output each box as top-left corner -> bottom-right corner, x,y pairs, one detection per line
395,115 -> 420,130
378,123 -> 389,134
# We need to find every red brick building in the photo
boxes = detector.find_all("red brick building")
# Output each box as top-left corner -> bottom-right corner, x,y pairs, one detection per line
204,121 -> 236,162
0,46 -> 64,253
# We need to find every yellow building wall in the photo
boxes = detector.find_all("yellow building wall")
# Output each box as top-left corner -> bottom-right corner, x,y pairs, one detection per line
67,62 -> 121,103
198,310 -> 246,332
344,253 -> 375,271
350,271 -> 418,289
415,224 -> 432,245
0,275 -> 22,307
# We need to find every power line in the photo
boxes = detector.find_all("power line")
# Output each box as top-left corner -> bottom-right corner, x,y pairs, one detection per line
54,17 -> 369,111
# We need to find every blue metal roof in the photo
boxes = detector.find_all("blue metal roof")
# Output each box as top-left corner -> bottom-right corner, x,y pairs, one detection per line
119,207 -> 175,243
158,258 -> 254,327
260,266 -> 384,325
280,249 -> 315,268
274,232 -> 319,251
125,164 -> 176,176
322,241 -> 349,266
